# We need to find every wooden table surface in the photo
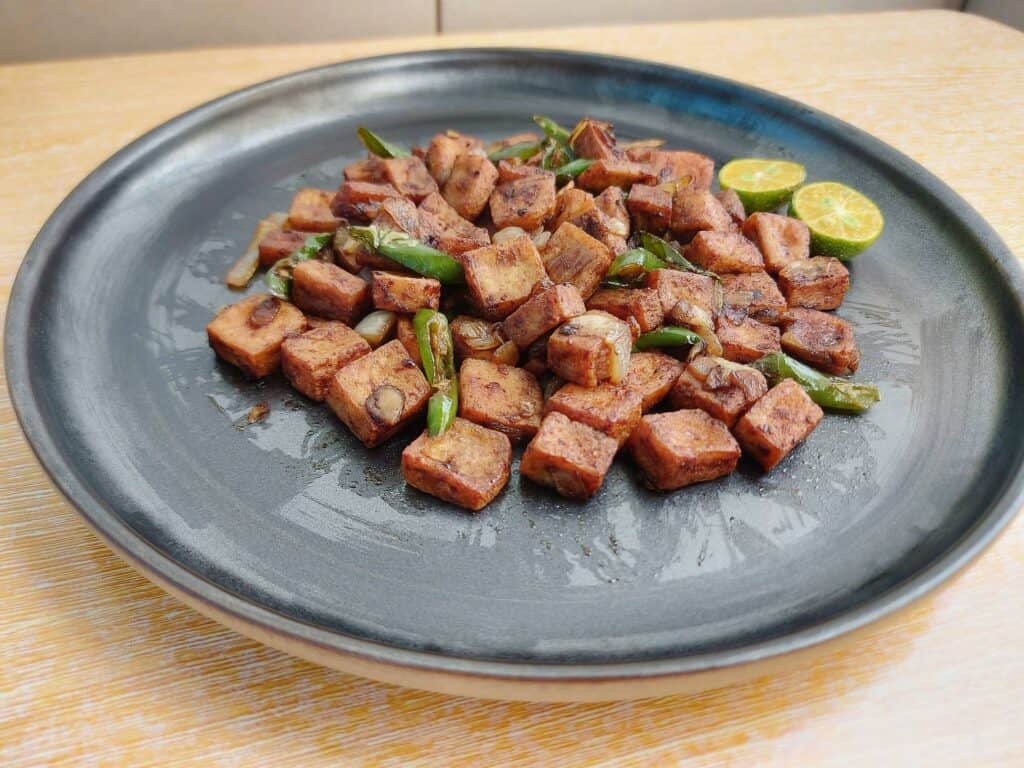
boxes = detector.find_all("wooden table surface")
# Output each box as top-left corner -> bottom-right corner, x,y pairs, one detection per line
3,9 -> 1023,766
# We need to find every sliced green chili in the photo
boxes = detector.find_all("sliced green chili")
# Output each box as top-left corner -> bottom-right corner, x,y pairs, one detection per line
413,309 -> 458,436
532,115 -> 572,145
605,247 -> 667,284
753,352 -> 880,413
553,158 -> 595,185
634,326 -> 704,351
639,232 -> 719,280
348,225 -> 465,285
488,140 -> 541,162
356,126 -> 410,158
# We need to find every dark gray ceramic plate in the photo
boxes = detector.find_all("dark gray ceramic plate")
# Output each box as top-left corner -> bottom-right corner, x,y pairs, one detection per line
8,50 -> 1024,696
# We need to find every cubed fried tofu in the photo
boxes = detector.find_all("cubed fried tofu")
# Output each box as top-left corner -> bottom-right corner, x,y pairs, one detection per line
458,358 -> 543,441
520,412 -> 618,500
378,156 -> 438,202
628,410 -> 740,491
670,189 -> 734,241
686,231 -> 764,274
546,310 -> 632,387
521,334 -> 550,378
291,260 -> 371,326
721,271 -> 788,325
326,339 -> 430,447
623,351 -> 685,411
644,269 -> 719,315
207,294 -> 307,378
489,173 -> 557,231
777,257 -> 850,310
370,271 -> 441,313
540,222 -> 614,300
734,379 -> 823,470
424,132 -> 483,186
401,418 -> 511,511
577,159 -> 656,192
626,183 -> 673,234
288,188 -> 341,232
715,188 -> 746,227
281,322 -> 371,401
668,356 -> 767,426
462,235 -> 549,320
586,288 -> 664,332
629,148 -> 715,189
549,187 -> 627,255
374,197 -> 420,238
258,228 -> 308,267
569,118 -> 619,161
330,181 -> 402,221
550,187 -> 596,232
716,308 -> 781,363
545,383 -> 642,445
780,307 -> 860,375
343,157 -> 380,182
501,283 -> 586,348
449,315 -> 518,365
742,213 -> 809,274
442,154 -> 499,221
497,160 -> 549,183
417,192 -> 490,256
395,315 -> 421,365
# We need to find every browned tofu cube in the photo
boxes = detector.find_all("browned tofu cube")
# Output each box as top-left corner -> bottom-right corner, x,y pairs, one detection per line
626,183 -> 673,233
686,231 -> 764,274
370,271 -> 441,313
520,412 -> 618,500
540,222 -> 613,300
716,309 -> 781,363
569,118 -> 619,160
668,356 -> 767,427
458,358 -> 543,441
780,307 -> 860,375
586,288 -> 664,332
207,294 -> 307,378
628,410 -> 740,490
462,235 -> 549,320
417,192 -> 490,256
501,283 -> 586,348
291,260 -> 371,326
644,269 -> 719,315
378,156 -> 438,202
546,310 -> 632,387
550,187 -> 595,232
549,187 -> 627,255
521,335 -> 549,378
545,383 -> 642,445
777,257 -> 850,310
671,189 -> 734,241
343,157 -> 379,182
288,188 -> 341,232
721,271 -> 788,325
326,340 -> 430,447
281,322 -> 371,401
496,160 -> 548,184
742,213 -> 809,274
330,181 -> 402,221
424,132 -> 483,186
628,148 -> 715,189
258,228 -> 308,267
442,154 -> 499,221
623,351 -> 685,411
395,315 -> 421,365
715,188 -> 746,227
402,418 -> 511,511
734,379 -> 823,470
577,159 -> 655,192
374,197 -> 420,238
489,174 -> 557,231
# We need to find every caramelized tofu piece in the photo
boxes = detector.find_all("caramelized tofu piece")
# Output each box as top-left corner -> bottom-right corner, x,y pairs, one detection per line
545,383 -> 642,445
330,181 -> 402,221
623,351 -> 685,411
521,334 -> 550,377
569,118 -> 619,161
458,358 -> 543,441
742,213 -> 810,274
631,148 -> 715,189
395,315 -> 421,365
586,288 -> 664,332
627,183 -> 673,233
780,307 -> 860,375
577,159 -> 655,192
489,173 -> 557,231
288,188 -> 341,232
715,188 -> 746,227
343,157 -> 380,182
462,235 -> 549,320
281,322 -> 371,401
686,231 -> 764,274
671,189 -> 734,241
644,269 -> 719,315
777,257 -> 850,310
424,132 -> 483,186
520,412 -> 618,500
442,154 -> 499,221
550,187 -> 596,232
716,309 -> 781,363
721,271 -> 788,325
291,260 -> 371,326
547,310 -> 632,387
326,340 -> 430,447
207,294 -> 307,378
496,160 -> 547,183
258,228 -> 308,267
628,410 -> 740,490
668,356 -> 767,427
374,197 -> 420,238
540,222 -> 614,300
378,156 -> 438,202
734,379 -> 823,470
402,418 -> 512,511
370,271 -> 441,313
501,283 -> 586,348
417,192 -> 490,255
550,187 -> 627,255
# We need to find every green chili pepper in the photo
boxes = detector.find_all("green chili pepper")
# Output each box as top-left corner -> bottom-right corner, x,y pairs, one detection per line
263,232 -> 334,299
488,140 -> 542,162
553,158 -> 595,185
532,115 -> 572,145
356,126 -> 410,159
753,352 -> 880,413
413,309 -> 458,436
634,326 -> 704,351
605,248 -> 667,284
348,225 -> 465,285
639,232 -> 719,280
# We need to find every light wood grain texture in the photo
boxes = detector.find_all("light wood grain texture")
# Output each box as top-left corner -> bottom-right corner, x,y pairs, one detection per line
2,9 -> 1023,766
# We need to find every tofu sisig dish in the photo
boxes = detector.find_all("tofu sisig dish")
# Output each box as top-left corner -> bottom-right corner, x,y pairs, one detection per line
208,116 -> 883,511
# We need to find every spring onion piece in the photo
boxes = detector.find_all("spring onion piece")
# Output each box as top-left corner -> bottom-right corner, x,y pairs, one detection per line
348,224 -> 465,285
639,232 -> 719,280
553,158 -> 595,186
263,232 -> 334,299
634,326 -> 704,351
413,309 -> 458,436
356,126 -> 411,159
225,212 -> 288,289
532,115 -> 572,145
488,140 -> 542,162
353,310 -> 397,348
753,352 -> 881,413
606,247 -> 667,284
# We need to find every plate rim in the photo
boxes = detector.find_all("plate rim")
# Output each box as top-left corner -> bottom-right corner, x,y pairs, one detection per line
7,47 -> 1024,686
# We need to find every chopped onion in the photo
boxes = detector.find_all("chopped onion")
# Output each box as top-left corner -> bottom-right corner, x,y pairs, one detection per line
468,146 -> 489,158
602,215 -> 629,238
455,317 -> 502,351
492,226 -> 526,245
493,340 -> 519,366
224,212 -> 287,289
354,310 -> 397,348
532,229 -> 551,249
622,138 -> 665,150
571,311 -> 632,384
